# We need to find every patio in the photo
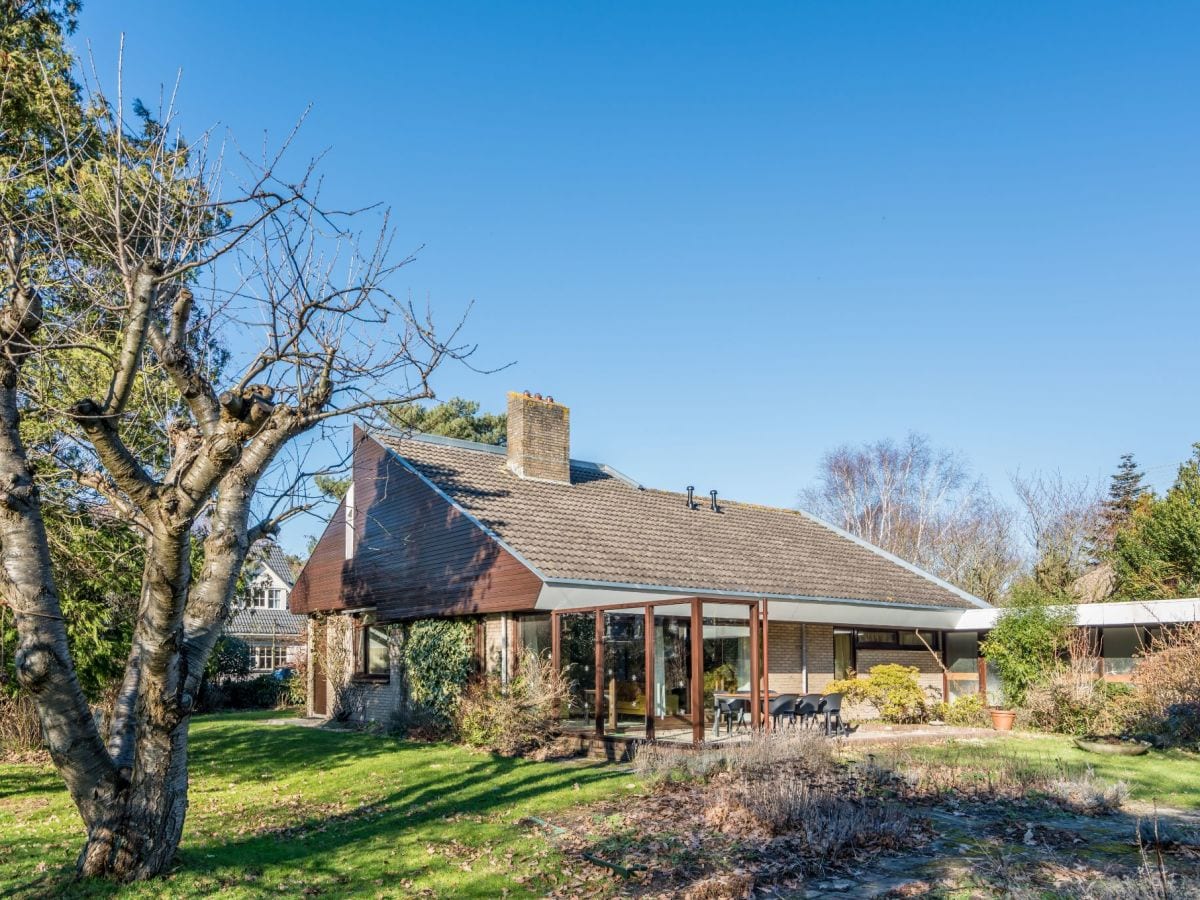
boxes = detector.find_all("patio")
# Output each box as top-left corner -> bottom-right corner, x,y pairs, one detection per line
552,597 -> 850,745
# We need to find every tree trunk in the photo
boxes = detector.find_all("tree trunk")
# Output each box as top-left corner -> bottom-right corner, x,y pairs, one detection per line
83,521 -> 194,879
79,715 -> 190,880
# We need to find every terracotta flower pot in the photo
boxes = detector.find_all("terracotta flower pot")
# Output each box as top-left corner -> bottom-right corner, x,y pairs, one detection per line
989,709 -> 1016,731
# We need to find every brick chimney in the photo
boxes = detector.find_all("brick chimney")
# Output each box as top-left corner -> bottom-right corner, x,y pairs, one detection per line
506,391 -> 570,484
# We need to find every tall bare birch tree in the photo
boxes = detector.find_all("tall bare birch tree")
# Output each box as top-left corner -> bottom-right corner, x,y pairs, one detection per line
800,433 -> 1020,602
2,6 -> 470,879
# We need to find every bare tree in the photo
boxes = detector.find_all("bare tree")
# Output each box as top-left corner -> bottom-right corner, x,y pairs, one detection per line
1009,470 -> 1102,597
800,433 -> 1018,600
2,71 -> 471,881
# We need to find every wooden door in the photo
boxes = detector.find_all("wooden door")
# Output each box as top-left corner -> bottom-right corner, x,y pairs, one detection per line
311,618 -> 328,716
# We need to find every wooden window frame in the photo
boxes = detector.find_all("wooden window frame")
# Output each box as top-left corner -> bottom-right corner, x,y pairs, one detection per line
353,619 -> 390,683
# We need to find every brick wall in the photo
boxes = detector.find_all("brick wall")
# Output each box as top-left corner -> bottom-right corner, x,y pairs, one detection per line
506,392 -> 570,483
805,624 -> 836,692
767,622 -> 804,693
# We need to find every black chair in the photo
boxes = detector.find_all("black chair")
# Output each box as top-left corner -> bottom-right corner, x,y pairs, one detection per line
821,692 -> 844,736
768,693 -> 798,728
716,697 -> 749,735
795,693 -> 822,728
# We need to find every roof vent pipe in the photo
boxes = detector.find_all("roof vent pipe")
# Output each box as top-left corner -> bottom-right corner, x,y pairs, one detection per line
710,489 -> 719,512
686,486 -> 695,509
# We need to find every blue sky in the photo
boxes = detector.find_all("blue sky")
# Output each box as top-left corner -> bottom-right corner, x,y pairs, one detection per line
79,3 -> 1199,555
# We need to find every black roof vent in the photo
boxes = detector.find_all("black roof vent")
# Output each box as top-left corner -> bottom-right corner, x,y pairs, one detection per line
686,486 -> 695,509
710,489 -> 719,512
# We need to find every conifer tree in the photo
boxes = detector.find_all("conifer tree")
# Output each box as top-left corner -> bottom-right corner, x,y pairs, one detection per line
1097,453 -> 1147,549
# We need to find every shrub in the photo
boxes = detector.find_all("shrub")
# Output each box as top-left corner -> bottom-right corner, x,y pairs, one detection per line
880,746 -> 1128,815
200,674 -> 284,711
827,664 -> 928,723
932,693 -> 989,727
633,729 -> 834,783
1160,703 -> 1200,749
1025,675 -> 1138,737
1134,623 -> 1200,716
227,674 -> 284,709
403,619 -> 473,727
206,634 -> 251,680
980,588 -> 1074,708
456,650 -> 569,755
724,777 -> 916,851
279,663 -> 307,708
0,691 -> 41,756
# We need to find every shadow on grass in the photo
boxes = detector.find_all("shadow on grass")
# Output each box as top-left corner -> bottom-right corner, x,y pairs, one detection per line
6,716 -> 626,899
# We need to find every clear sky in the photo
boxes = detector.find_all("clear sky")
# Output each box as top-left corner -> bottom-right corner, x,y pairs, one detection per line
78,2 -> 1199,556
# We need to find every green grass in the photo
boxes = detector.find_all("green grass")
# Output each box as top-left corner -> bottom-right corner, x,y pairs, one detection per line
0,711 -> 634,898
896,733 -> 1200,809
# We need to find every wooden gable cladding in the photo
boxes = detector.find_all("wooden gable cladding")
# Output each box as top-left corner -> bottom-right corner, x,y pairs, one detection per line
289,495 -> 352,615
292,429 -> 543,620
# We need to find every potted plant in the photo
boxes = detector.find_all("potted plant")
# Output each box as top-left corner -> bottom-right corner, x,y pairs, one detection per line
988,704 -> 1017,732
978,583 -> 1075,734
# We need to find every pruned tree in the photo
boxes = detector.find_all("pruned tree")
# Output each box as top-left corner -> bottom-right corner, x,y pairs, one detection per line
2,10 -> 471,880
800,432 -> 1018,600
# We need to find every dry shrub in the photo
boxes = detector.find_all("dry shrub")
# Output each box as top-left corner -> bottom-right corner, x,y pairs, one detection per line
1135,623 -> 1200,712
634,728 -> 835,783
1025,628 -> 1137,737
456,650 -> 569,756
1025,676 -> 1137,737
880,747 -> 1128,815
704,776 -> 919,877
1045,767 -> 1129,814
0,691 -> 42,756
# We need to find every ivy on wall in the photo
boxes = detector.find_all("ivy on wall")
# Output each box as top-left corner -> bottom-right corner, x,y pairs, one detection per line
402,619 -> 474,725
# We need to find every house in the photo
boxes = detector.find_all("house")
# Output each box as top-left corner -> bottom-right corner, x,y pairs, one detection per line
291,391 -> 1199,742
227,541 -> 306,673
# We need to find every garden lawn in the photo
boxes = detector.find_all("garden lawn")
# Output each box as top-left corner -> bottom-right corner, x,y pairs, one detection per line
896,733 -> 1200,809
0,711 -> 634,899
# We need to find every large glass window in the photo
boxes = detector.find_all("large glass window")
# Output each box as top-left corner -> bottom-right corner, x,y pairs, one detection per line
603,613 -> 646,733
945,631 -> 980,699
899,630 -> 941,651
559,613 -> 596,728
703,619 -> 750,696
1102,626 -> 1144,676
833,629 -> 855,681
653,615 -> 691,722
517,614 -> 552,660
355,623 -> 390,679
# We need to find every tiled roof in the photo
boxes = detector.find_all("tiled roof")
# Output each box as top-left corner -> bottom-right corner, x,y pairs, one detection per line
373,433 -> 984,610
249,541 -> 296,587
225,607 -> 305,637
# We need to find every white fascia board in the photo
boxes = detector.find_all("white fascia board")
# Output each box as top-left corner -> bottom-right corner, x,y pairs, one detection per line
1073,597 -> 1200,626
952,597 -> 1200,631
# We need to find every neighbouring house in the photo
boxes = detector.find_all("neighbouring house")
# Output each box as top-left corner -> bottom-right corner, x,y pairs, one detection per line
290,390 -> 1200,743
227,541 -> 306,673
